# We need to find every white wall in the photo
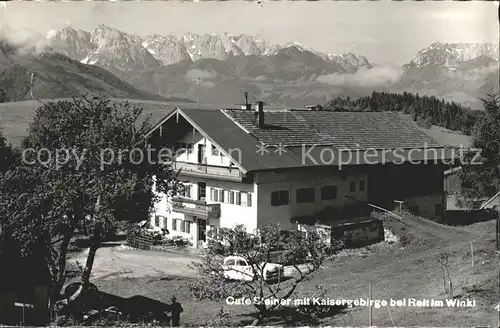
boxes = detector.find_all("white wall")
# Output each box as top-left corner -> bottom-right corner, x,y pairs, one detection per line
255,169 -> 368,230
173,132 -> 237,167
151,175 -> 257,234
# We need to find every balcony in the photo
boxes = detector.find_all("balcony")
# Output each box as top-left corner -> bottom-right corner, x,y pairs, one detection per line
172,197 -> 221,219
172,161 -> 243,181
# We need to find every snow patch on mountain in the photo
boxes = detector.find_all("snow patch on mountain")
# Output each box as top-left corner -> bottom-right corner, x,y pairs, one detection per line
406,42 -> 499,70
46,26 -> 373,72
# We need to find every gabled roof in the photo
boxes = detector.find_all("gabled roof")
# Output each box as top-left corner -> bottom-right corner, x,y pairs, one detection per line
150,108 -> 453,173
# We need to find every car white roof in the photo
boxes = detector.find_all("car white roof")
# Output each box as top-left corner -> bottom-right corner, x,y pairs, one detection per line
224,255 -> 246,261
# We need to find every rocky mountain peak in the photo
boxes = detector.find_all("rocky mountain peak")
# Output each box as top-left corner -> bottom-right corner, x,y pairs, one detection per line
410,42 -> 499,69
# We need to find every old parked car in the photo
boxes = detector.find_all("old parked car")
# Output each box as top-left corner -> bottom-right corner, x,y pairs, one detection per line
222,255 -> 284,281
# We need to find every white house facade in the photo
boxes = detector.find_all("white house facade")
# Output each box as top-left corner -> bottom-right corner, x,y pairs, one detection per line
145,103 -> 453,248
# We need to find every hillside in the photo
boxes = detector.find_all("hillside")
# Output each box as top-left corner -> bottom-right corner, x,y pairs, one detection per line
118,46 -> 382,108
0,41 -> 192,103
0,98 -> 195,146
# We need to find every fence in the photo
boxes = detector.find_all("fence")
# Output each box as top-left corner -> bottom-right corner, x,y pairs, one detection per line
126,233 -> 154,250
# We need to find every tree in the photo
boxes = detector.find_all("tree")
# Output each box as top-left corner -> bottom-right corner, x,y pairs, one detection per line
0,96 -> 180,313
189,223 -> 342,326
0,130 -> 16,173
458,93 -> 500,207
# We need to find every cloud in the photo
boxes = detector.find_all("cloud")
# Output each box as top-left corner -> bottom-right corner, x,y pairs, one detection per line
46,30 -> 58,39
185,69 -> 217,82
0,26 -> 51,55
445,64 -> 499,81
316,66 -> 403,88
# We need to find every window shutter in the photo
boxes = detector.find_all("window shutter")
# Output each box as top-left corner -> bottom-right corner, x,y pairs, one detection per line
186,221 -> 191,233
236,192 -> 241,205
172,219 -> 177,231
180,220 -> 185,232
219,189 -> 224,203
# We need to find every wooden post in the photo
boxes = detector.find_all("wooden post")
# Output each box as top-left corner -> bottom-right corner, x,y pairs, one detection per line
496,215 -> 499,251
368,282 -> 372,327
471,242 -> 474,266
394,200 -> 403,212
497,185 -> 500,251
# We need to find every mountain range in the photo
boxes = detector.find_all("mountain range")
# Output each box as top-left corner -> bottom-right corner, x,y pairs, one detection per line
1,24 -> 499,109
0,34 -> 192,103
48,25 -> 373,74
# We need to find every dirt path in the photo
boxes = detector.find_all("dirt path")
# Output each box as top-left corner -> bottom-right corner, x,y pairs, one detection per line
69,244 -> 201,280
69,243 -> 311,280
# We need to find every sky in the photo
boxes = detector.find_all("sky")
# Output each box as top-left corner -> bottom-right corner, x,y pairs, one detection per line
1,1 -> 498,65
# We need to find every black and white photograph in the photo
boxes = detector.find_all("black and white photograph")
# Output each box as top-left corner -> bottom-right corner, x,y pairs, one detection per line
0,0 -> 499,327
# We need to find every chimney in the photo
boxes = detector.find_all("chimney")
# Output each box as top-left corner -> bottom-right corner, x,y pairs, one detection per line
240,92 -> 252,110
255,101 -> 264,127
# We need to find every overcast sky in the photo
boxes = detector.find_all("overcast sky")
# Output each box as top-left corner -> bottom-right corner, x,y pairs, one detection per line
1,1 -> 498,65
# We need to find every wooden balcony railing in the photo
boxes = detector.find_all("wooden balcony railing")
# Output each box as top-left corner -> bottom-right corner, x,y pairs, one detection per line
172,161 -> 243,180
172,197 -> 221,219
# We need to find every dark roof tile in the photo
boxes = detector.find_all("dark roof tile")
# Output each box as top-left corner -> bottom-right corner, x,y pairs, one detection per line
224,110 -> 443,149
167,108 -> 449,172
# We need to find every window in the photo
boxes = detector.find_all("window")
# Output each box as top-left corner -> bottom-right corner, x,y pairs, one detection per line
198,182 -> 206,200
211,188 -> 225,202
321,185 -> 338,200
211,145 -> 219,156
241,192 -> 248,206
359,180 -> 365,192
172,219 -> 177,231
349,181 -> 356,192
236,192 -> 242,205
236,259 -> 247,266
187,143 -> 194,154
229,191 -> 235,204
182,184 -> 192,198
296,188 -> 315,203
185,221 -> 191,233
247,193 -> 252,207
435,203 -> 443,216
154,215 -> 160,226
180,220 -> 185,232
271,190 -> 289,206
